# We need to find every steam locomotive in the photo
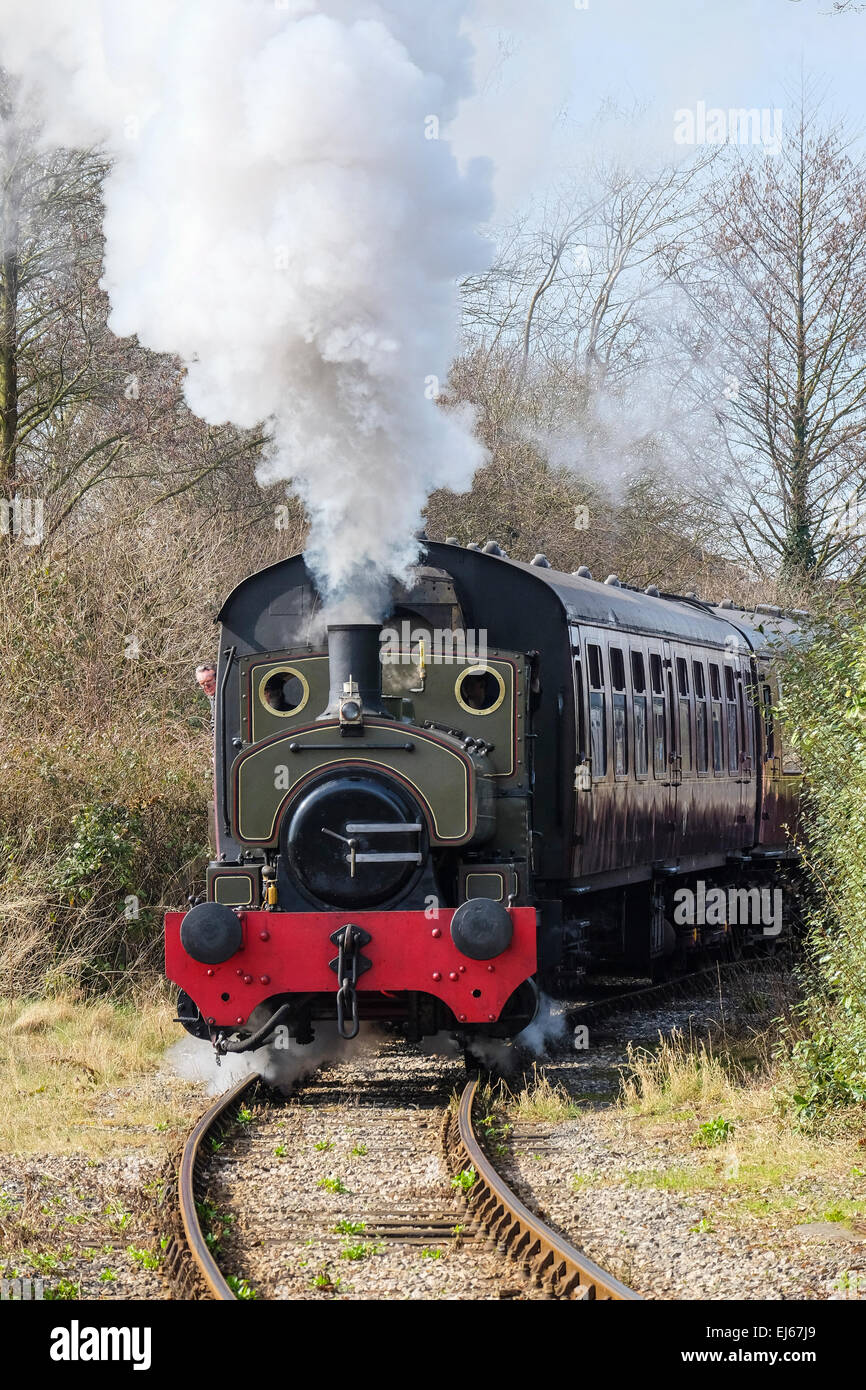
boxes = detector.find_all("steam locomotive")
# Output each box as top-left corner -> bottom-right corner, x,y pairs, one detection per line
165,540 -> 802,1052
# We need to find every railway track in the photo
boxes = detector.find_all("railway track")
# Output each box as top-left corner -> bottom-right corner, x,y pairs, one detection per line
161,956 -> 792,1300
565,950 -> 794,1031
163,1072 -> 260,1300
443,1078 -> 638,1299
164,1068 -> 639,1301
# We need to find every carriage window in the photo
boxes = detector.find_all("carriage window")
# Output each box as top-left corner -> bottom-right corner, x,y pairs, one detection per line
652,691 -> 666,778
738,681 -> 753,773
711,699 -> 723,772
675,657 -> 691,772
574,660 -> 587,762
610,646 -> 626,690
631,650 -> 648,776
679,698 -> 692,773
587,643 -> 606,778
709,663 -> 723,772
633,695 -> 648,776
610,646 -> 627,776
727,700 -> 739,773
667,669 -> 677,757
650,652 -> 664,695
693,660 -> 708,772
612,699 -> 628,776
724,666 -> 738,773
588,643 -> 602,688
649,654 -> 666,775
631,651 -> 646,692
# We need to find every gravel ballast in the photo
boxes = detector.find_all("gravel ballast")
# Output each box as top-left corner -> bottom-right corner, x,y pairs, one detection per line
205,1045 -> 542,1300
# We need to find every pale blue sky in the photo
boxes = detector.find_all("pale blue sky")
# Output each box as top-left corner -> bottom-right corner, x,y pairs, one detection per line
452,1 -> 864,218
566,0 -> 863,149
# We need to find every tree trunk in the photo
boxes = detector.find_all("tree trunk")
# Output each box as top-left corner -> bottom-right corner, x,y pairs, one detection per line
0,103 -> 20,488
781,126 -> 815,581
0,244 -> 19,486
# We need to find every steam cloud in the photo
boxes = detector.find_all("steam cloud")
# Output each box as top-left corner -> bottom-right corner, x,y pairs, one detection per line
166,1020 -> 381,1096
0,0 -> 578,616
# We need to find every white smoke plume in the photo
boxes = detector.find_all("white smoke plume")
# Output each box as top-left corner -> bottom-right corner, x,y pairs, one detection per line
166,1019 -> 382,1096
0,0 -> 579,616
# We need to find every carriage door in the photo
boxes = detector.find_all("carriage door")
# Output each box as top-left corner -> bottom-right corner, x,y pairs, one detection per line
757,666 -> 783,844
724,658 -> 749,848
571,628 -> 591,876
664,640 -> 681,828
649,648 -> 675,858
735,652 -> 756,835
572,628 -> 612,877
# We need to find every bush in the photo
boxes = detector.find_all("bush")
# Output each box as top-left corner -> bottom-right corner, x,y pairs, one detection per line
52,805 -> 143,901
0,522 -> 237,996
777,595 -> 866,1118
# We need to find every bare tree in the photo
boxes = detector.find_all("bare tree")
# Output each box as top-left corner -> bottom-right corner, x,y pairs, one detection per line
677,93 -> 866,582
0,74 -> 272,543
450,150 -> 721,598
0,82 -> 112,488
463,152 -> 711,389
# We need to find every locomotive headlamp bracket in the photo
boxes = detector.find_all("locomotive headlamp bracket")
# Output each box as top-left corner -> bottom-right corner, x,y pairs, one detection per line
339,675 -> 366,739
338,676 -> 364,736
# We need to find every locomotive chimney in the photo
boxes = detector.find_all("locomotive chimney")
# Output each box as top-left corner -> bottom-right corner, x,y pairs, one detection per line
320,623 -> 390,721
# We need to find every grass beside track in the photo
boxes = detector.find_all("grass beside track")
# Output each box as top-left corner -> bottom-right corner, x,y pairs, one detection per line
0,990 -> 204,1155
500,1030 -> 866,1241
613,1029 -> 866,1232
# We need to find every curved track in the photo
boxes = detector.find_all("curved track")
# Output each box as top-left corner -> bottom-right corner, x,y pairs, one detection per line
164,1073 -> 260,1301
166,1071 -> 639,1301
443,1078 -> 639,1300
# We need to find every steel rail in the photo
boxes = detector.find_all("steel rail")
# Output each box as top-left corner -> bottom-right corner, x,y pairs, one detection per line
566,952 -> 792,1030
165,1072 -> 261,1300
446,1077 -> 641,1300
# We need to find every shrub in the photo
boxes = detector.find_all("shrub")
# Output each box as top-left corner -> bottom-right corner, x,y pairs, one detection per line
777,595 -> 866,1118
